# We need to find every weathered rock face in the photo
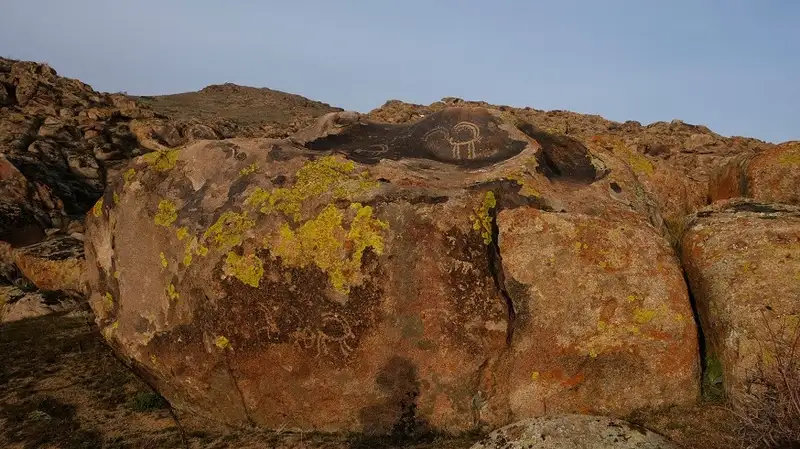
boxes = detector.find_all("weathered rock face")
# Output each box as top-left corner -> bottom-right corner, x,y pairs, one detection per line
11,235 -> 84,293
0,285 -> 80,323
681,200 -> 800,398
85,108 -> 700,433
469,415 -> 678,449
709,141 -> 800,206
488,208 -> 699,420
367,98 -> 773,183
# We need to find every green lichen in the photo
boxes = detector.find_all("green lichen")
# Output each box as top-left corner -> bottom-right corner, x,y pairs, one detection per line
159,252 -> 168,269
124,168 -> 136,184
92,198 -> 104,217
470,192 -> 497,245
203,211 -> 254,249
154,200 -> 178,227
104,292 -> 114,308
167,283 -> 179,300
176,227 -> 189,241
142,149 -> 179,171
113,191 -> 120,205
248,156 -> 378,222
223,252 -> 265,288
270,203 -> 388,293
239,162 -> 259,176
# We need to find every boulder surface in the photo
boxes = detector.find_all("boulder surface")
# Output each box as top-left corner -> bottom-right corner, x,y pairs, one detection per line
85,108 -> 700,433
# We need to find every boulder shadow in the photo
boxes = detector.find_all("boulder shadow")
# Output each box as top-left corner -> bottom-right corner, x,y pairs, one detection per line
351,356 -> 433,448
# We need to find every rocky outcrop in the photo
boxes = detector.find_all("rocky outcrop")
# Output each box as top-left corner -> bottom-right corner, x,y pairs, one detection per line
85,108 -> 701,433
0,285 -> 81,323
469,415 -> 678,449
709,141 -> 800,205
367,98 -> 772,183
11,235 -> 84,293
681,200 -> 800,398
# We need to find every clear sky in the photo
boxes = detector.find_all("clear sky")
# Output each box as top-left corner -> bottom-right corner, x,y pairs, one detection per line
2,1 -> 798,143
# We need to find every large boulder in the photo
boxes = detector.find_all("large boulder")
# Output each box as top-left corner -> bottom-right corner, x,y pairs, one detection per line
11,235 -> 84,293
709,141 -> 800,205
469,415 -> 678,449
485,208 -> 699,421
85,108 -> 701,434
681,200 -> 800,398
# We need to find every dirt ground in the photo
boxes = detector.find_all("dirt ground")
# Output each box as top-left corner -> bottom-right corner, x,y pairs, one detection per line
0,313 -> 735,449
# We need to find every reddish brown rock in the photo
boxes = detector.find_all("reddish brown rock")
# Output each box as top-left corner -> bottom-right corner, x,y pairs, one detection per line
486,208 -> 699,421
709,141 -> 800,205
681,200 -> 800,397
85,108 -> 701,434
12,236 -> 84,293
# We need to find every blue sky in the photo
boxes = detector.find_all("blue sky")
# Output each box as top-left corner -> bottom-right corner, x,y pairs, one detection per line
2,1 -> 798,143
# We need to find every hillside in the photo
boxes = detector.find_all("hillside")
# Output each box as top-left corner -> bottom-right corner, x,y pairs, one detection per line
133,83 -> 341,138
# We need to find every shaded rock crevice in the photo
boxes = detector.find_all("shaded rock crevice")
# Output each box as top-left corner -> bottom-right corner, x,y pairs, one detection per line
486,196 -> 516,346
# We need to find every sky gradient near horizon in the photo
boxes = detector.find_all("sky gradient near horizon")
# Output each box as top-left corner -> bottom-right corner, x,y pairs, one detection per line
2,1 -> 798,143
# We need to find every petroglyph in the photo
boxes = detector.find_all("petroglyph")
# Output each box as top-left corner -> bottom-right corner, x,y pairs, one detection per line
353,144 -> 389,157
292,312 -> 357,359
304,107 -> 530,167
424,121 -> 484,160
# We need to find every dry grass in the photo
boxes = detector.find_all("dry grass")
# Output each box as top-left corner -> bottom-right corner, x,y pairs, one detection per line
730,311 -> 800,449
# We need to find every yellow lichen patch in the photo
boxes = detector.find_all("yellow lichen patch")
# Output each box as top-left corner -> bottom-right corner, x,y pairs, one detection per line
270,203 -> 388,293
159,252 -> 168,269
176,227 -> 189,241
167,283 -> 179,300
506,171 -> 541,197
113,271 -> 120,279
223,252 -> 265,288
154,200 -> 178,227
182,236 -> 209,267
633,307 -> 657,324
113,191 -> 120,205
601,137 -> 655,176
245,187 -> 271,210
347,204 -> 389,266
102,321 -> 119,340
142,149 -> 179,171
104,292 -> 114,308
123,168 -> 136,183
778,146 -> 800,165
92,198 -> 104,217
531,371 -> 540,381
215,335 -> 231,350
239,162 -> 259,176
260,156 -> 378,222
470,191 -> 496,245
203,211 -> 254,249
150,354 -> 158,365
